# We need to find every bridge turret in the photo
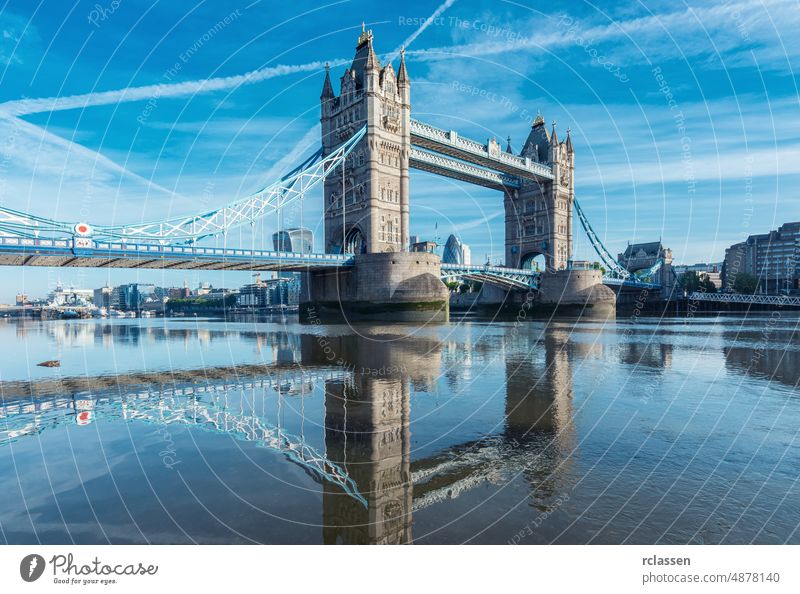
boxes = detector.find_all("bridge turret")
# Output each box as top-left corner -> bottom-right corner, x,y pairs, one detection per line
321,63 -> 334,99
320,64 -> 335,136
397,46 -> 409,103
505,114 -> 574,271
320,28 -> 411,254
521,113 -> 550,164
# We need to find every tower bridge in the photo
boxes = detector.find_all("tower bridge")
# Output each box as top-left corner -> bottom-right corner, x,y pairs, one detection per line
0,25 -> 664,319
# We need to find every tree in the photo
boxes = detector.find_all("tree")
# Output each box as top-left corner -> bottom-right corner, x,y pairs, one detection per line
733,272 -> 759,294
680,271 -> 718,294
699,274 -> 717,293
679,270 -> 702,293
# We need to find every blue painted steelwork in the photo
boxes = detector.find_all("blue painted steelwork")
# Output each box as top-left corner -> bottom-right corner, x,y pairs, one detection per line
410,119 -> 554,181
0,126 -> 367,245
0,235 -> 354,271
687,292 -> 800,307
441,262 -> 538,290
573,198 -> 663,289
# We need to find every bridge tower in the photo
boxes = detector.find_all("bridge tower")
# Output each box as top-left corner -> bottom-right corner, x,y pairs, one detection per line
320,26 -> 410,254
505,116 -> 574,271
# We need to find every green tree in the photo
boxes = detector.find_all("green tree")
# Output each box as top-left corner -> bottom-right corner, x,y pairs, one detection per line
733,272 -> 759,294
680,271 -> 718,294
679,270 -> 701,292
698,274 -> 717,293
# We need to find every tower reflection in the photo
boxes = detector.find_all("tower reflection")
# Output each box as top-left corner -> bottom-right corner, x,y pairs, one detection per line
307,334 -> 430,545
315,324 -> 584,542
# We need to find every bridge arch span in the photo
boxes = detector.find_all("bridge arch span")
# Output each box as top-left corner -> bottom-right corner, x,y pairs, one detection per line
343,226 -> 367,255
520,251 -> 547,272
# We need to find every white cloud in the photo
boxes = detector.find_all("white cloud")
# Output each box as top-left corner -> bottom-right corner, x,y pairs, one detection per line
0,12 -> 38,66
407,0 -> 800,73
0,116 -> 181,224
0,116 -> 175,195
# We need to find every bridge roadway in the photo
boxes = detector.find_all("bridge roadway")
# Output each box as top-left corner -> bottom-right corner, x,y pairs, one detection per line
0,234 -> 541,287
0,235 -> 354,272
0,234 -> 667,293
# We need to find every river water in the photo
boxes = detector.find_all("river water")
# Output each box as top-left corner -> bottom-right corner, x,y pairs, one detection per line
0,312 -> 798,544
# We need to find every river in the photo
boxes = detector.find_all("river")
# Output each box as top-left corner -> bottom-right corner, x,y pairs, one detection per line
0,312 -> 798,544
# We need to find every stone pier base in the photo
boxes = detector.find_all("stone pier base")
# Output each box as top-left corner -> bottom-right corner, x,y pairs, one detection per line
535,268 -> 616,314
300,252 -> 449,323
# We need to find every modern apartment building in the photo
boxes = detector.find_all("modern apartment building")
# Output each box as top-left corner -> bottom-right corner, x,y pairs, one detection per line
722,222 -> 800,293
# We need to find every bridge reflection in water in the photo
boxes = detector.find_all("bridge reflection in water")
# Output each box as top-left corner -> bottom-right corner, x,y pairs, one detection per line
0,323 -> 587,544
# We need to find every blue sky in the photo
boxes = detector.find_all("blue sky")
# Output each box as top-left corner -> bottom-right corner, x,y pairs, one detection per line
0,0 -> 798,301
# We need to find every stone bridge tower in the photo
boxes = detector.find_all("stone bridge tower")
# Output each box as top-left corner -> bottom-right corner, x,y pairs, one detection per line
320,26 -> 410,254
504,115 -> 574,271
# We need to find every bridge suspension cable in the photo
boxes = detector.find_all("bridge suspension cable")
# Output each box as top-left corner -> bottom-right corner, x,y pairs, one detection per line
0,126 -> 367,245
574,198 -> 667,288
573,198 -> 631,280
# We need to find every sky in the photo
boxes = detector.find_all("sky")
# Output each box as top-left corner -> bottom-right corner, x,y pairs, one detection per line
0,0 -> 798,301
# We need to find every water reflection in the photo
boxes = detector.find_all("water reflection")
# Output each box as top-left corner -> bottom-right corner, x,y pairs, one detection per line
619,341 -> 673,369
0,323 -> 583,544
724,346 -> 800,389
1,315 -> 799,544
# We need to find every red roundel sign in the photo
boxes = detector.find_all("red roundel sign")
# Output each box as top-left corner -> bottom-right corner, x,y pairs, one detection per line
74,223 -> 92,236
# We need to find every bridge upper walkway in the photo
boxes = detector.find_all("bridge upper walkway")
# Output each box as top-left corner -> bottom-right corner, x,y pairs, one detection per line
410,119 -> 554,184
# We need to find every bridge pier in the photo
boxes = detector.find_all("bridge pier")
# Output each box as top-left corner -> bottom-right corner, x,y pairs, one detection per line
535,268 -> 616,314
299,252 -> 449,323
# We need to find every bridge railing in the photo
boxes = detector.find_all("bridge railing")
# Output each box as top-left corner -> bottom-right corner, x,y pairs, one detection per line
0,235 -> 355,265
441,262 -> 537,276
686,291 -> 800,307
410,147 -> 521,189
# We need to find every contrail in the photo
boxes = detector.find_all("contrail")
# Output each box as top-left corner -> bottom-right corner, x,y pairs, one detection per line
0,59 -> 348,118
0,0 -> 782,119
1,1 -> 460,118
394,0 -> 458,56
4,115 -> 178,197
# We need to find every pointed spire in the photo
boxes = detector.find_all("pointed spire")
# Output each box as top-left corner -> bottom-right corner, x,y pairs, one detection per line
321,62 -> 334,98
506,136 -> 513,153
352,23 -> 379,73
398,45 -> 409,84
533,111 -> 544,127
566,127 -> 573,152
551,120 -> 558,143
357,21 -> 373,47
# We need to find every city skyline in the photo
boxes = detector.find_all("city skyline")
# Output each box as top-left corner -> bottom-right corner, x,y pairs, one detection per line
0,1 -> 798,300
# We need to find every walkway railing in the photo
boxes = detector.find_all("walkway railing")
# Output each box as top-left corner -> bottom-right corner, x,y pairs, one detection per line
686,292 -> 800,307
